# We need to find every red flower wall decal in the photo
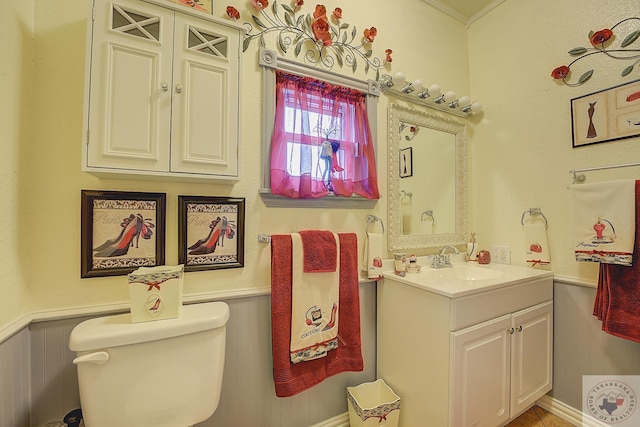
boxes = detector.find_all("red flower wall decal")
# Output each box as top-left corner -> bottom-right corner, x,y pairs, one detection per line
226,6 -> 240,21
251,0 -> 269,10
363,27 -> 377,42
239,3 -> 391,77
551,17 -> 640,86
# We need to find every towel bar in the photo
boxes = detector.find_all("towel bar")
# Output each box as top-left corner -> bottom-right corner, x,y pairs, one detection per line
521,208 -> 548,227
569,161 -> 640,185
366,215 -> 384,236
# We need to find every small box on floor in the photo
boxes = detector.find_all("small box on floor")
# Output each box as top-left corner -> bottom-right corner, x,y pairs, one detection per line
128,265 -> 184,323
347,379 -> 400,427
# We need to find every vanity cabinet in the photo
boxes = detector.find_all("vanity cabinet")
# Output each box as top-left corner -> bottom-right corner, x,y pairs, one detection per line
377,271 -> 553,427
82,0 -> 243,181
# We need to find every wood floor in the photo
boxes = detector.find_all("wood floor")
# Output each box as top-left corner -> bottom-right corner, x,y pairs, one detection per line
505,405 -> 576,426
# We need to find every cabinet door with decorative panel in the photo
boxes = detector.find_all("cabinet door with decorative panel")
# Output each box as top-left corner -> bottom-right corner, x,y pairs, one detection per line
85,0 -> 173,173
170,14 -> 239,177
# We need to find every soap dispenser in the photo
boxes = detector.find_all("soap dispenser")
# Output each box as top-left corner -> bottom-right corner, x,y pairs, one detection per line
467,233 -> 478,262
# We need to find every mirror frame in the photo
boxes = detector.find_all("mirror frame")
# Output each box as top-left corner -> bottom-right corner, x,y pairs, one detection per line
388,103 -> 468,250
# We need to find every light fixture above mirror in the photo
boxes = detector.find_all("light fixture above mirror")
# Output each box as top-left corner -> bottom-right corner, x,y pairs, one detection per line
380,72 -> 483,118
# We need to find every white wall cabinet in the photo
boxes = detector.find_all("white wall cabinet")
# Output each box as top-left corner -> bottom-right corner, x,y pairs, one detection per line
82,0 -> 243,181
377,273 -> 553,427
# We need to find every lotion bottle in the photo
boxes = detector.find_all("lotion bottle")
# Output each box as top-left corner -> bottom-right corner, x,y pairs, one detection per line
467,232 -> 478,261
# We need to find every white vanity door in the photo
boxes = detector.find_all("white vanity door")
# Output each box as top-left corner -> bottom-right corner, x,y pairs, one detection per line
510,301 -> 553,416
450,314 -> 511,427
86,0 -> 173,172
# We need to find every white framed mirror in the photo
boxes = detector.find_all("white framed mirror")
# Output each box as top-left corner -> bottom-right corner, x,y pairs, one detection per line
388,103 -> 468,250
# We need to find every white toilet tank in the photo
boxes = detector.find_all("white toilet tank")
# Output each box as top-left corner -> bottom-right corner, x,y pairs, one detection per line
69,301 -> 229,427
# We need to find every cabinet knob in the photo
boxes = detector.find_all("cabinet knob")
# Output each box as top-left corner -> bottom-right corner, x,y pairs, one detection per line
175,84 -> 183,94
508,327 -> 515,334
517,325 -> 523,332
161,82 -> 169,92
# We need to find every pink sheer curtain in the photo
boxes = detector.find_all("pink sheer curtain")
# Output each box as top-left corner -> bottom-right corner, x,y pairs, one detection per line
270,71 -> 380,199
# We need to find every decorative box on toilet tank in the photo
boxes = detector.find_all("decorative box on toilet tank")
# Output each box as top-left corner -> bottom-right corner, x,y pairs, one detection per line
128,265 -> 184,323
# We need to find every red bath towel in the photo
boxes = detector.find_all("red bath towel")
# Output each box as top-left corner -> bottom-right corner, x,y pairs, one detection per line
270,233 -> 363,397
298,230 -> 337,272
594,180 -> 640,342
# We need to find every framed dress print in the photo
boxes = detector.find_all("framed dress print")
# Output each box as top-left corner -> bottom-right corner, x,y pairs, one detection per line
571,79 -> 640,147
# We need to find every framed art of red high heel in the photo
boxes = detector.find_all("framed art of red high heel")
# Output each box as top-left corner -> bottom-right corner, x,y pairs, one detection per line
178,195 -> 245,272
81,190 -> 166,278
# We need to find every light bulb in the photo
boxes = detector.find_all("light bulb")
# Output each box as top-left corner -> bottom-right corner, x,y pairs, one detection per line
427,84 -> 441,97
411,79 -> 424,91
457,96 -> 471,107
470,101 -> 483,112
391,72 -> 406,86
443,91 -> 457,102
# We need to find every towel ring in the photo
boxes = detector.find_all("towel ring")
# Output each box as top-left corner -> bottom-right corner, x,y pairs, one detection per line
521,208 -> 548,227
366,215 -> 384,236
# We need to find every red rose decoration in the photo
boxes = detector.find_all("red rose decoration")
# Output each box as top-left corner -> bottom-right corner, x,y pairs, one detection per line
590,28 -> 613,46
551,65 -> 570,79
312,18 -> 332,46
332,7 -> 342,20
385,48 -> 393,62
364,26 -> 377,42
373,257 -> 383,268
295,0 -> 304,6
226,6 -> 240,20
313,4 -> 327,20
251,0 -> 269,10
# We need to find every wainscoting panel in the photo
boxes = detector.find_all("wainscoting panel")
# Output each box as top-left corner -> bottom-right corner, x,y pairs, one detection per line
5,284 -> 375,426
198,286 -> 377,426
0,328 -> 30,427
29,317 -> 88,425
551,281 -> 640,410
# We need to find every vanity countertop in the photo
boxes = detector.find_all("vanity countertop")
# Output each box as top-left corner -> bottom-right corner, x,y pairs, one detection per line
383,262 -> 553,298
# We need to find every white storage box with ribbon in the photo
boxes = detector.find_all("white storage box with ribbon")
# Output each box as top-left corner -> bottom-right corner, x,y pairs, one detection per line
347,379 -> 401,427
127,265 -> 184,322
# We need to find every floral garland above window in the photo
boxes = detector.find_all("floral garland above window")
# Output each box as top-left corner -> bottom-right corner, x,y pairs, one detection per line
551,17 -> 640,86
225,1 -> 392,79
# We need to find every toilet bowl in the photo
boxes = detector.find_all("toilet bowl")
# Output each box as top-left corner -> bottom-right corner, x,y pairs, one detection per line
69,301 -> 229,427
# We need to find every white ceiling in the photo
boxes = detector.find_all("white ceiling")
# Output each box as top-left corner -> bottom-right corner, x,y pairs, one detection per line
421,0 -> 505,25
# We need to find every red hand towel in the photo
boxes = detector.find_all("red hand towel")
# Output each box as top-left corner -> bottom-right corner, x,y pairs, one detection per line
271,233 -> 363,397
594,180 -> 640,342
298,230 -> 337,272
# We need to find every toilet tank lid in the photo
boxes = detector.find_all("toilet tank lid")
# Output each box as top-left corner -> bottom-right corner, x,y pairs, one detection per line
69,301 -> 229,352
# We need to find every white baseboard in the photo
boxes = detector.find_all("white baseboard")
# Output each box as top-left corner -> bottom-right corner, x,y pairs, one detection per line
309,412 -> 349,427
312,396 -> 608,427
537,395 -> 609,427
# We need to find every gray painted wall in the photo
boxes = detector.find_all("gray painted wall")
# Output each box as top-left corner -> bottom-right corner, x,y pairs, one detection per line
550,282 -> 640,410
2,286 -> 376,427
5,281 -> 640,426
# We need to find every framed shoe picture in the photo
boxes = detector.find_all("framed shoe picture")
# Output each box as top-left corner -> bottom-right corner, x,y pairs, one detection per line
81,190 -> 166,278
178,196 -> 245,272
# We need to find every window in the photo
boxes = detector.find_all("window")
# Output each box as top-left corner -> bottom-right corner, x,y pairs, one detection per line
259,48 -> 380,208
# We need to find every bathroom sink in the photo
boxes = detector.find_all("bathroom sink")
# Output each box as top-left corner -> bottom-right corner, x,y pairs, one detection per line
417,265 -> 503,281
383,261 -> 553,298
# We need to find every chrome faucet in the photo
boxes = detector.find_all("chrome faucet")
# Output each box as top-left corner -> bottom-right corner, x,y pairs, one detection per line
439,245 -> 460,256
432,245 -> 460,269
